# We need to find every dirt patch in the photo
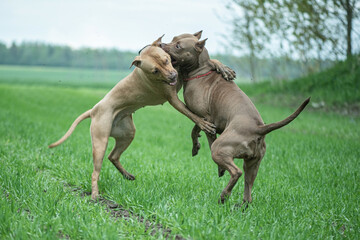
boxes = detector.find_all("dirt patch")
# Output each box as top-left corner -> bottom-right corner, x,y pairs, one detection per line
57,230 -> 70,239
332,221 -> 351,237
65,184 -> 186,239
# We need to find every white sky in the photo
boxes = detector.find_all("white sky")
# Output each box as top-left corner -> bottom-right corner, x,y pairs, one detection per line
0,0 -> 234,55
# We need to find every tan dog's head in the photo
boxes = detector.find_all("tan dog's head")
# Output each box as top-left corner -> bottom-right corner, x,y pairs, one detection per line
131,36 -> 178,86
159,31 -> 207,71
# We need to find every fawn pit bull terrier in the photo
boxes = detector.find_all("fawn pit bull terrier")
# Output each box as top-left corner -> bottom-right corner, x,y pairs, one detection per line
48,38 -> 219,200
160,31 -> 310,206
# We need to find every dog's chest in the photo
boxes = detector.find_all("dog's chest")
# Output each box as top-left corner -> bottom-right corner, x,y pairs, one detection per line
183,80 -> 210,117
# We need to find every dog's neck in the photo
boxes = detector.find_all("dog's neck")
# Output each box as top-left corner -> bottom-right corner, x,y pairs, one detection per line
181,48 -> 213,79
131,67 -> 158,93
179,56 -> 200,75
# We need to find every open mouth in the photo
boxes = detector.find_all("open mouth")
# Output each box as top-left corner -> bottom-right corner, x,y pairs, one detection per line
170,56 -> 178,66
163,79 -> 177,86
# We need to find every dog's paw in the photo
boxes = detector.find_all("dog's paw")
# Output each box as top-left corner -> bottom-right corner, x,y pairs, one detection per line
233,201 -> 250,212
223,67 -> 236,81
218,192 -> 230,204
123,173 -> 135,181
218,196 -> 227,205
199,120 -> 216,135
91,192 -> 100,201
192,142 -> 201,156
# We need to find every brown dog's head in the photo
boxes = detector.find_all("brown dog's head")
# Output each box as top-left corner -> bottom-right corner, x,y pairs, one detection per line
131,36 -> 178,86
160,31 -> 207,72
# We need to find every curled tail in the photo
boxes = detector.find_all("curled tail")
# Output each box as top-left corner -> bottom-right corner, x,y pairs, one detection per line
256,98 -> 310,135
48,109 -> 91,148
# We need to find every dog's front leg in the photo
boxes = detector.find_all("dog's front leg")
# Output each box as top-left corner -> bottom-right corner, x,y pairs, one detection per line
166,92 -> 216,135
209,59 -> 236,81
191,125 -> 201,156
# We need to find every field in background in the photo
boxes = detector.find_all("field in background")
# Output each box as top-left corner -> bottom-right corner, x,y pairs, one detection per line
240,57 -> 360,114
0,66 -> 359,239
0,65 -> 130,90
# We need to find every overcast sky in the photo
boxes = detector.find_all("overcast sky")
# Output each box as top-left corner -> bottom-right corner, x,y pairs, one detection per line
0,0 -> 235,55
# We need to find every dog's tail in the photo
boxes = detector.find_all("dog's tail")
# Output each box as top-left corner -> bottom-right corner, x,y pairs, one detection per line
48,109 -> 91,148
256,98 -> 310,136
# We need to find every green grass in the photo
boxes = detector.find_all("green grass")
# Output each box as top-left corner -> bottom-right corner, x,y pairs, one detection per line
240,56 -> 360,110
0,66 -> 359,239
0,65 -> 130,90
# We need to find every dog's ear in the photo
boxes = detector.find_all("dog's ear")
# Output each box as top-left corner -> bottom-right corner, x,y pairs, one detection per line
195,38 -> 207,52
193,30 -> 203,40
152,34 -> 165,47
130,56 -> 141,69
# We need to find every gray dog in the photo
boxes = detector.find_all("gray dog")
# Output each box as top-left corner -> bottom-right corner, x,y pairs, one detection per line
160,31 -> 310,206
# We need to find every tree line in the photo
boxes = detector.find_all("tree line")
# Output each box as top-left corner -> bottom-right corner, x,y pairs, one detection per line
0,41 -> 335,81
0,41 -> 137,70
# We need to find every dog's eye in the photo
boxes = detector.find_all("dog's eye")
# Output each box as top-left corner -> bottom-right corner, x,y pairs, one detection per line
153,68 -> 158,74
176,43 -> 181,49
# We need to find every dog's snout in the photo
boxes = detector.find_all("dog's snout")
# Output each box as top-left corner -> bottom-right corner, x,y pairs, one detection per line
170,71 -> 177,81
160,43 -> 169,52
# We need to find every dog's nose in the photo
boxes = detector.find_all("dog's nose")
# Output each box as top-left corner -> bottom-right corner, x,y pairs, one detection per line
170,71 -> 177,81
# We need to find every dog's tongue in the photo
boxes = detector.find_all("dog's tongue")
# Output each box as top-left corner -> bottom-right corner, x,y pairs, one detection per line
169,81 -> 177,86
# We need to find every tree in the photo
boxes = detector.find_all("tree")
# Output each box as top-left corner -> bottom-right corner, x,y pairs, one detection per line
9,42 -> 19,64
330,0 -> 360,58
225,0 -> 269,82
226,0 -> 360,77
0,42 -> 8,64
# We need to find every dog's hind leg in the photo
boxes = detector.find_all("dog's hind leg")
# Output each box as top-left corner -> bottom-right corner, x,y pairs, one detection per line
243,156 -> 262,204
108,115 -> 136,180
204,133 -> 226,177
211,138 -> 242,203
205,133 -> 226,177
242,139 -> 265,206
90,112 -> 113,200
213,153 -> 242,204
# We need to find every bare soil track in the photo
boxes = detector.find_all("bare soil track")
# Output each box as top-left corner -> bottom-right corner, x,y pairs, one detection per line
64,183 -> 186,240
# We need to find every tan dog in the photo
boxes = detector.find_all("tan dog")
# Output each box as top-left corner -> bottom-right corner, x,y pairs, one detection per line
48,38 -> 218,200
161,32 -> 310,206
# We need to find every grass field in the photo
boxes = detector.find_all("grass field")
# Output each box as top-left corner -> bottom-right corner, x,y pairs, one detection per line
241,56 -> 360,113
0,65 -> 359,239
0,65 -> 130,89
